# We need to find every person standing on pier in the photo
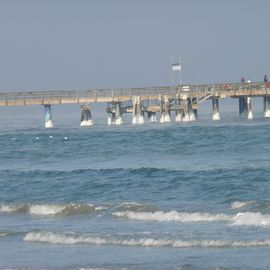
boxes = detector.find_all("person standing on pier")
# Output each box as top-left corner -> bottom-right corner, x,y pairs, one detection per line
264,74 -> 268,82
241,77 -> 245,83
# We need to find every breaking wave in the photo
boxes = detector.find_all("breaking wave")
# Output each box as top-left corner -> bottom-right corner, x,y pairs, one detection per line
0,202 -> 152,217
113,210 -> 270,227
24,231 -> 270,248
0,203 -> 95,216
3,202 -> 270,227
0,204 -> 28,213
112,210 -> 231,222
230,201 -> 254,209
232,212 -> 270,227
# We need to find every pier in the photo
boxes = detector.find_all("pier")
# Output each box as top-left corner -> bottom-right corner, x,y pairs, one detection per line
0,81 -> 270,127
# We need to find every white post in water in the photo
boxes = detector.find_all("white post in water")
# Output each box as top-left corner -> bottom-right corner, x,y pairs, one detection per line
247,97 -> 253,120
160,95 -> 171,123
132,96 -> 144,124
212,98 -> 221,121
80,103 -> 94,126
44,104 -> 53,128
264,96 -> 270,117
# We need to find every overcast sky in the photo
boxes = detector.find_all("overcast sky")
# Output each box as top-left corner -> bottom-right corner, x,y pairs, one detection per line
0,0 -> 269,92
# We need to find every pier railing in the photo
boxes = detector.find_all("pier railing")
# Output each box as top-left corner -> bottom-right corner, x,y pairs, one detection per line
0,82 -> 269,106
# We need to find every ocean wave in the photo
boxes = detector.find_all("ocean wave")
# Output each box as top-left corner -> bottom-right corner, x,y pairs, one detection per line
28,203 -> 95,216
112,210 -> 231,222
0,203 -> 95,216
0,202 -> 154,217
230,201 -> 254,209
3,202 -> 270,227
113,202 -> 154,212
113,210 -> 270,227
232,212 -> 270,227
24,231 -> 270,248
0,204 -> 28,213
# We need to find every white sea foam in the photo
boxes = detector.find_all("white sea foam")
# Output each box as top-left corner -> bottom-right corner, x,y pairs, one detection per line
112,210 -> 231,222
230,201 -> 254,209
232,212 -> 270,227
0,204 -> 26,213
0,233 -> 7,237
24,231 -> 270,248
29,203 -> 95,216
0,204 -> 19,212
94,206 -> 108,211
29,204 -> 66,215
113,210 -> 270,227
0,203 -> 95,216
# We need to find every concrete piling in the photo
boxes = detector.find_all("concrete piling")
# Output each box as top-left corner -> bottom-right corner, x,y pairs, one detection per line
160,95 -> 171,123
80,103 -> 94,126
132,96 -> 144,124
264,96 -> 270,117
239,97 -> 253,119
107,102 -> 123,125
44,104 -> 53,128
212,98 -> 221,121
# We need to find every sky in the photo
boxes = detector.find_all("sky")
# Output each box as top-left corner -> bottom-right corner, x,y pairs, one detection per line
0,0 -> 269,92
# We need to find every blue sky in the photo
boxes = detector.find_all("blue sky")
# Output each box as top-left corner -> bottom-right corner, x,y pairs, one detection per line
0,0 -> 269,92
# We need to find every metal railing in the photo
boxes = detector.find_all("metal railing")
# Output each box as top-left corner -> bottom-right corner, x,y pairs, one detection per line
0,82 -> 268,104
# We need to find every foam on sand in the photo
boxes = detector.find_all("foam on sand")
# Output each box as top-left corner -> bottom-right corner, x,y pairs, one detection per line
24,231 -> 270,248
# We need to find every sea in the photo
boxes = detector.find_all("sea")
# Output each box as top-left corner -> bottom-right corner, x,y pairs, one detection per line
1,100 -> 270,270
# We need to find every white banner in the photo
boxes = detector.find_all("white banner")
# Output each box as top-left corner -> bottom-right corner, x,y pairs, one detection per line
172,64 -> 181,71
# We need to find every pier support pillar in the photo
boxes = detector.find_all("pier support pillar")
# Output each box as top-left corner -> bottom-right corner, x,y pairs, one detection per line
239,97 -> 247,118
160,95 -> 171,123
239,97 -> 253,119
107,102 -> 123,125
148,112 -> 157,123
44,104 -> 53,128
188,98 -> 197,121
80,103 -> 94,126
132,96 -> 144,124
263,96 -> 270,117
247,97 -> 253,119
175,109 -> 183,122
182,98 -> 190,122
212,98 -> 221,121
